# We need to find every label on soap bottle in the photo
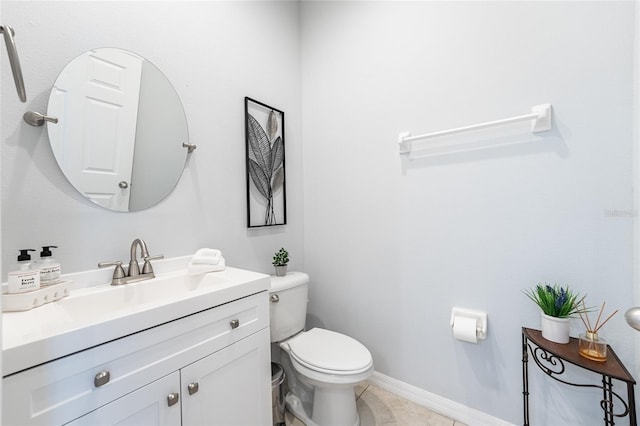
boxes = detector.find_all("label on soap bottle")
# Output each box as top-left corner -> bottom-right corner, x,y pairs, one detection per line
7,270 -> 40,293
40,264 -> 61,285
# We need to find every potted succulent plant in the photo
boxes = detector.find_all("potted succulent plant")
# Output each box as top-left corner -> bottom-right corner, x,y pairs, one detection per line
523,283 -> 588,344
272,248 -> 289,277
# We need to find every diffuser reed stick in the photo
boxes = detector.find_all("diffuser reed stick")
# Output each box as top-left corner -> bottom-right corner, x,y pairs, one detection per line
595,309 -> 618,333
594,301 -> 605,332
576,301 -> 617,334
577,306 -> 590,331
578,300 -> 593,331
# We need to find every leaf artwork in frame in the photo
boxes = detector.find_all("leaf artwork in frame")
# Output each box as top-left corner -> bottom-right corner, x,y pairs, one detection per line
245,97 -> 286,227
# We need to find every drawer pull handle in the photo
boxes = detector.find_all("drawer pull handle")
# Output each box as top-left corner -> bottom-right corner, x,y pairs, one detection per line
188,382 -> 199,395
230,319 -> 240,329
94,371 -> 111,388
270,294 -> 280,303
167,392 -> 180,407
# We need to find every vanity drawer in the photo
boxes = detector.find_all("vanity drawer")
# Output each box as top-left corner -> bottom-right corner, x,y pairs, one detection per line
2,291 -> 268,426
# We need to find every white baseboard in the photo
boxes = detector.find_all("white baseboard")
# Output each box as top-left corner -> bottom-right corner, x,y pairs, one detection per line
367,371 -> 515,426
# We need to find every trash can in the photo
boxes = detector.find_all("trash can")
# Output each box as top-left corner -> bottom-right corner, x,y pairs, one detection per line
271,362 -> 286,426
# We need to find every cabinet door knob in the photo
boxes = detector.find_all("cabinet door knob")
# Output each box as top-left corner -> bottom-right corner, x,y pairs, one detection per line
188,382 -> 199,395
230,319 -> 240,329
167,392 -> 180,407
270,294 -> 280,303
94,370 -> 110,388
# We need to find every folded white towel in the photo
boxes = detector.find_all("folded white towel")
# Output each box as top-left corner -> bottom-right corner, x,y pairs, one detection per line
191,248 -> 222,265
188,256 -> 226,276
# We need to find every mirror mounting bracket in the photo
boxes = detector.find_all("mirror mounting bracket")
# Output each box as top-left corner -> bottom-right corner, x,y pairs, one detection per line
23,111 -> 58,127
182,142 -> 196,153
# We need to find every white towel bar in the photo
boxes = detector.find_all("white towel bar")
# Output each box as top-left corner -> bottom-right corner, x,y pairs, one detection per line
398,103 -> 552,155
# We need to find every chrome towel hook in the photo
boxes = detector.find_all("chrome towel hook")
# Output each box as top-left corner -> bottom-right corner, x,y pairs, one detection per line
0,25 -> 26,102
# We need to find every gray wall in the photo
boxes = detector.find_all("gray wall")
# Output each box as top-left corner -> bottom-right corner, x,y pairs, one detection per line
300,1 -> 636,424
1,1 -> 304,276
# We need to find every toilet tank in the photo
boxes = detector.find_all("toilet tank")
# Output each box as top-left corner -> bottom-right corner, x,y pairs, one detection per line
269,272 -> 309,342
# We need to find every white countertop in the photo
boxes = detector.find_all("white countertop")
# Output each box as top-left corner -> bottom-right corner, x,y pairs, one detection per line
2,258 -> 269,376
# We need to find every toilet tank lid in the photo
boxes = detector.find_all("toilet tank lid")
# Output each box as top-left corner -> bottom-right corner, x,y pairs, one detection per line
270,271 -> 309,292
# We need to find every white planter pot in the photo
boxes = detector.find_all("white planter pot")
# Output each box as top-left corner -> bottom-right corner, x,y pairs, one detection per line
274,265 -> 288,277
541,313 -> 570,344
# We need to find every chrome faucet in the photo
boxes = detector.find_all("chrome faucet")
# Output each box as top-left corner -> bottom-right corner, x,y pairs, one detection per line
98,238 -> 164,285
129,238 -> 150,277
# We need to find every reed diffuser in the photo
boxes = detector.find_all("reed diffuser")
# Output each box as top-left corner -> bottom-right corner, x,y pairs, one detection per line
576,301 -> 618,362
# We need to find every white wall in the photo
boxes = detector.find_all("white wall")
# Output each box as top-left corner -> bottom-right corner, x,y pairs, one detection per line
1,1 -> 304,276
301,1 -> 636,424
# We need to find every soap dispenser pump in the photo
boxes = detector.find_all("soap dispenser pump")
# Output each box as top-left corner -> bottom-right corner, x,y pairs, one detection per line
7,249 -> 40,293
38,245 -> 61,285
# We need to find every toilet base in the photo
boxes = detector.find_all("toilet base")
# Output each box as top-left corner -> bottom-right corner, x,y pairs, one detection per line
286,391 -> 360,426
286,393 -> 316,426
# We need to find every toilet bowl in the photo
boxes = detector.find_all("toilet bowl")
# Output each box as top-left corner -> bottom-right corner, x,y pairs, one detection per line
270,273 -> 373,426
280,328 -> 373,426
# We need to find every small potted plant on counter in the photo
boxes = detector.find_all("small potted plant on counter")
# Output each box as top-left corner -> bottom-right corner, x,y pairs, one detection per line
523,283 -> 589,344
272,248 -> 289,277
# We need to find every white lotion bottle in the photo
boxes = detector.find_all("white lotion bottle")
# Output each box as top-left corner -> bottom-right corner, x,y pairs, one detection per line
38,245 -> 61,285
7,249 -> 40,293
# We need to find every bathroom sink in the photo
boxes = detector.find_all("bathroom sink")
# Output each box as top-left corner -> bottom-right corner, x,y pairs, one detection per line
2,259 -> 270,375
54,270 -> 231,319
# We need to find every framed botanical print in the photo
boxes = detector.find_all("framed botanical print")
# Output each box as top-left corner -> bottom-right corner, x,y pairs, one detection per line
245,97 -> 286,227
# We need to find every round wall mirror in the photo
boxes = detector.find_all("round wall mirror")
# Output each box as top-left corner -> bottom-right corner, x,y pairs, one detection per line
47,48 -> 189,212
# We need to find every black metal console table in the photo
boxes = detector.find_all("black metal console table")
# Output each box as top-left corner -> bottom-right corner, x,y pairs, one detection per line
522,327 -> 636,426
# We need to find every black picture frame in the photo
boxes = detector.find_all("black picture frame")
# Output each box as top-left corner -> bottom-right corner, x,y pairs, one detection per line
245,97 -> 287,227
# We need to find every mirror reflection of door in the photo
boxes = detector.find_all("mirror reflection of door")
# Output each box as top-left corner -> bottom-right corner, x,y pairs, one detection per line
47,48 -> 189,212
48,49 -> 142,211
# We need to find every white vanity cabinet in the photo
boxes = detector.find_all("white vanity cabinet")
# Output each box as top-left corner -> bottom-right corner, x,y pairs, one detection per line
180,329 -> 270,426
67,372 -> 182,426
2,291 -> 271,426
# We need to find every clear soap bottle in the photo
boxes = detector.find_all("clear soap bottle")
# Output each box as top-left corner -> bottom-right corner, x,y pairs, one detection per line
38,245 -> 61,285
7,249 -> 40,293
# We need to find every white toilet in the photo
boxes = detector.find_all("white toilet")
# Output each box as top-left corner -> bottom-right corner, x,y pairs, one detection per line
270,272 -> 373,426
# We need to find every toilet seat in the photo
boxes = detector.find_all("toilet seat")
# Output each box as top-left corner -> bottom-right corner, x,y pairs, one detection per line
284,328 -> 373,375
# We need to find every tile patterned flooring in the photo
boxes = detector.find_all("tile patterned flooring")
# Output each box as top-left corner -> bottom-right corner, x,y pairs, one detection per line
285,382 -> 467,426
